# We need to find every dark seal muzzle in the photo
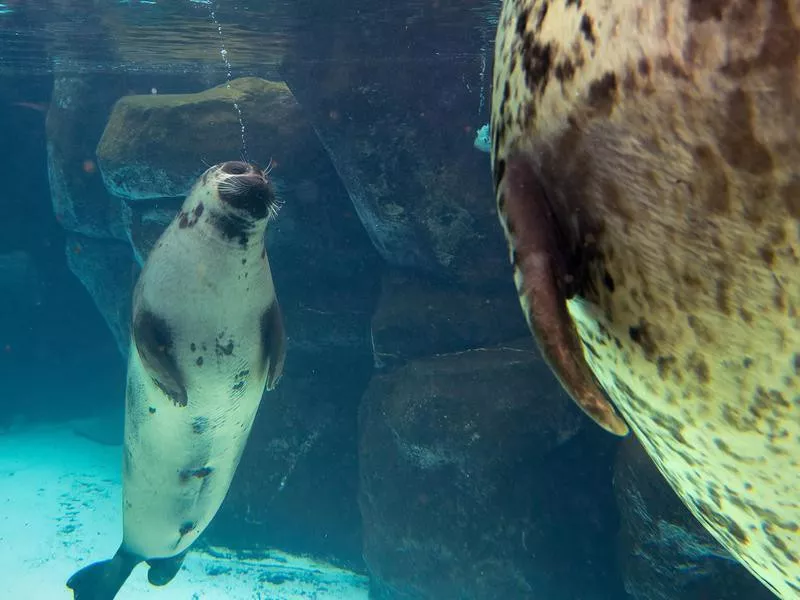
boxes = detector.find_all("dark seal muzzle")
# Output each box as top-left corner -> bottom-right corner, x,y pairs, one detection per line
217,161 -> 275,220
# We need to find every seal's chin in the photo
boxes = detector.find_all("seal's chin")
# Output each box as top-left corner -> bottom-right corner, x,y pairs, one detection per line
215,161 -> 277,221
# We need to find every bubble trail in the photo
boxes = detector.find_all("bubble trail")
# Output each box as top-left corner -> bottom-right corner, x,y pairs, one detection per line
209,3 -> 249,162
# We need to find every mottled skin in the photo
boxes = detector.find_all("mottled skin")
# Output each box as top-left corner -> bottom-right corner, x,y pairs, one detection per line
490,0 -> 799,598
67,161 -> 286,600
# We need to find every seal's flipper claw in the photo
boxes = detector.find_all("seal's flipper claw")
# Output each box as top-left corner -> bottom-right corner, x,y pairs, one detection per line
498,154 -> 629,436
66,546 -> 140,600
146,550 -> 187,586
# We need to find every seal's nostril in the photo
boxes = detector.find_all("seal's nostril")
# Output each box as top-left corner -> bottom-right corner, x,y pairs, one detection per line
221,161 -> 249,175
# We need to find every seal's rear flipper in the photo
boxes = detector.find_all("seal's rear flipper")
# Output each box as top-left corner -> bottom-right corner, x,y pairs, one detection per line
146,550 -> 187,586
66,546 -> 140,600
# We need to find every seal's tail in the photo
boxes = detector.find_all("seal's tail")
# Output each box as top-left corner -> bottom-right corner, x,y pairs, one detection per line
66,546 -> 140,600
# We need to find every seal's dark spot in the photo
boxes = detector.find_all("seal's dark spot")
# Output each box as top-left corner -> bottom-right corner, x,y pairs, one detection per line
515,6 -> 530,37
209,213 -> 250,248
148,406 -> 156,414
190,343 -> 196,352
192,417 -> 208,434
587,72 -> 617,116
628,321 -> 657,359
195,356 -> 203,367
194,202 -> 204,218
579,14 -> 596,45
241,258 -> 247,265
215,340 -> 234,357
521,39 -> 552,95
554,58 -> 576,83
534,1 -> 548,29
178,212 -> 189,229
133,308 -> 187,408
178,522 -> 196,536
233,381 -> 245,392
237,369 -> 250,379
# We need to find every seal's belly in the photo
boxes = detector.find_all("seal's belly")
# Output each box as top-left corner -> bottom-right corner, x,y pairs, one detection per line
568,292 -> 800,598
120,343 -> 263,558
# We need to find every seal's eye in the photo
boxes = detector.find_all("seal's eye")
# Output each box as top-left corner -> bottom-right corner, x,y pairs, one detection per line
220,161 -> 250,175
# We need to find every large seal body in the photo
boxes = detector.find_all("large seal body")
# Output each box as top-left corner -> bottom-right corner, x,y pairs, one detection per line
491,1 -> 799,597
67,161 -> 286,599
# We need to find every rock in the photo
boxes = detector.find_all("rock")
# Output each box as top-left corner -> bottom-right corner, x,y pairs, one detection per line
614,436 -> 777,600
370,269 -> 528,369
96,77 -> 330,202
65,234 -> 138,357
46,75 -> 129,240
281,1 -> 507,286
359,340 -> 625,600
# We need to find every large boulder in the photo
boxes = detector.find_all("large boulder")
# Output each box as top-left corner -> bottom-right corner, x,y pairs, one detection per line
370,268 -> 528,369
359,340 -> 626,600
46,75 -> 129,241
281,0 -> 506,287
614,436 -> 777,600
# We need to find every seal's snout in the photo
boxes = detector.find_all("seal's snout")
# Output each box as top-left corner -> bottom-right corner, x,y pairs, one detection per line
220,161 -> 251,176
216,161 -> 276,220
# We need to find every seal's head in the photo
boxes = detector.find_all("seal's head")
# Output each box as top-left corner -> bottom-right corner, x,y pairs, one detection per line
183,160 -> 281,248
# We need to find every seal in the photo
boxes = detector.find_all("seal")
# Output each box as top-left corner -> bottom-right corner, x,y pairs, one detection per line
490,1 -> 799,597
66,160 -> 286,599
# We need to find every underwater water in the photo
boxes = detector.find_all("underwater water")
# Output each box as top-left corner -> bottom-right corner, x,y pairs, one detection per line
0,1 -> 796,599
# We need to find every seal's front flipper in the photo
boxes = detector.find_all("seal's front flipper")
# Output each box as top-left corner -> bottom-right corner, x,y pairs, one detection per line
498,154 -> 629,436
66,546 -> 140,600
146,550 -> 187,586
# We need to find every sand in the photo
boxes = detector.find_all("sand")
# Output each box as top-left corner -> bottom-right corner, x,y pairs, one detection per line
0,422 -> 369,599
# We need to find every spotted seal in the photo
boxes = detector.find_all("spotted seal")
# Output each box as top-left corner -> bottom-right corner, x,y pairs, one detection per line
490,0 -> 799,597
66,161 -> 286,599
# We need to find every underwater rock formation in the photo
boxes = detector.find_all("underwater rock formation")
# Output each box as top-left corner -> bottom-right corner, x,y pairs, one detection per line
46,75 -> 128,241
614,436 -> 777,600
97,77 -> 324,201
358,340 -> 626,600
64,234 -> 138,357
281,0 -> 506,287
370,269 -> 529,369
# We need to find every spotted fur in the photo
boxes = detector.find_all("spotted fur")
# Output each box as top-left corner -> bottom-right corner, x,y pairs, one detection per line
491,1 -> 799,597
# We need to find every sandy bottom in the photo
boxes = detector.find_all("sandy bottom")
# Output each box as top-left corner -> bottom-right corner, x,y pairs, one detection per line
0,422 -> 369,599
